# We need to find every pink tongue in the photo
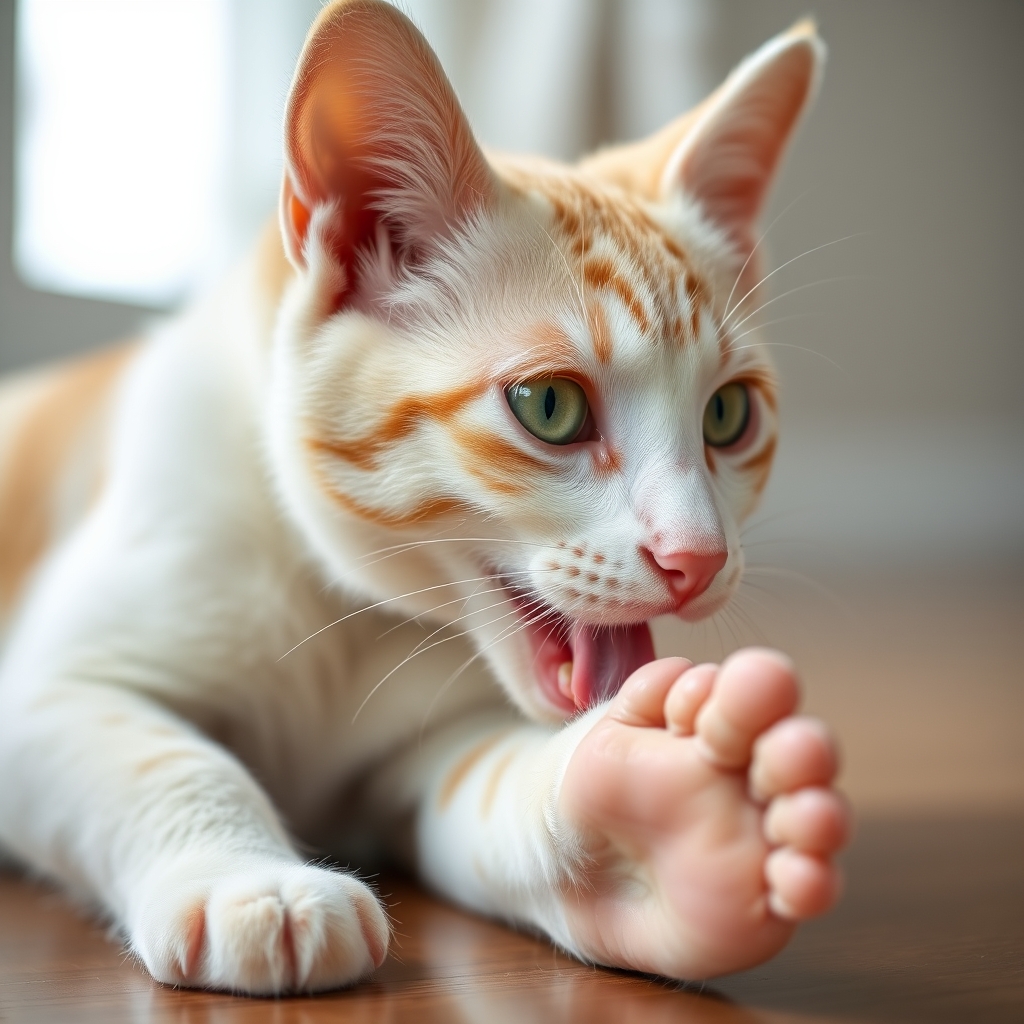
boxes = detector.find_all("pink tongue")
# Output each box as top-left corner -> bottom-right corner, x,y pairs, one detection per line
570,622 -> 656,710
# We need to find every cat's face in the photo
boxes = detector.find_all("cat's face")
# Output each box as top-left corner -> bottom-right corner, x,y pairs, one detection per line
268,1 -> 820,721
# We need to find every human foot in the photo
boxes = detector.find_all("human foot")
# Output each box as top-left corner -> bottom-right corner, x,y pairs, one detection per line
557,649 -> 850,979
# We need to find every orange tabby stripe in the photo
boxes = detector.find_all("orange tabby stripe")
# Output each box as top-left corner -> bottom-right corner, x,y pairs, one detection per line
739,436 -> 777,475
583,257 -> 650,335
503,165 -> 710,346
0,342 -> 137,613
739,370 -> 779,412
438,732 -> 508,810
480,746 -> 519,816
320,476 -> 473,529
740,436 -> 777,496
588,300 -> 613,364
308,380 -> 486,470
452,425 -> 552,483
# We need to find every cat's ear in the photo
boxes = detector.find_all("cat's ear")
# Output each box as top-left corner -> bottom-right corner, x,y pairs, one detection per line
279,0 -> 495,278
583,21 -> 824,260
664,21 -> 824,256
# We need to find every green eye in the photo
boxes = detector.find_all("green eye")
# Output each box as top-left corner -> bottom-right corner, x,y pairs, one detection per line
703,382 -> 750,447
506,378 -> 589,445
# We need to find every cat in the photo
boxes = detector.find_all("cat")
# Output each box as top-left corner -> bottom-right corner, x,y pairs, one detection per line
0,0 -> 848,995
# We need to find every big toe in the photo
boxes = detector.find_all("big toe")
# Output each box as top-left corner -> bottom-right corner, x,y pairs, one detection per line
695,648 -> 799,769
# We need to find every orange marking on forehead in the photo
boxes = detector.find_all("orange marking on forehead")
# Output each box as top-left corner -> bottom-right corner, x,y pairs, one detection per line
308,380 -> 486,471
503,163 -> 715,349
686,274 -> 709,340
0,342 -> 137,614
527,321 -> 579,365
583,258 -> 650,335
588,300 -> 612,364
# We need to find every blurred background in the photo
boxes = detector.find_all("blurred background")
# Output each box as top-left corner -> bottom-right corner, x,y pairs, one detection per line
1,0 -> 1021,816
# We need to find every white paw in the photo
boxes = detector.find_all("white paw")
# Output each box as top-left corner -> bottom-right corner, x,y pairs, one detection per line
132,859 -> 389,994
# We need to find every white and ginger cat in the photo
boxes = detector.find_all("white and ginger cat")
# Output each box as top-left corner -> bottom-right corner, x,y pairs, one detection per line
0,0 -> 849,994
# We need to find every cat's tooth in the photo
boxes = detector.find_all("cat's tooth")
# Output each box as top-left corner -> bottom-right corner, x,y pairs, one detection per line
557,661 -> 573,698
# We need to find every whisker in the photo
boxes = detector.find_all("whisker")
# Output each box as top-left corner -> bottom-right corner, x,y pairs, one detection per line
727,275 -> 863,338
721,234 -> 865,330
533,216 -> 588,322
418,600 -> 557,734
741,565 -> 853,615
395,588 -> 542,665
373,573 -> 559,641
726,311 -> 817,344
351,599 -> 543,722
278,567 -> 542,661
722,192 -> 807,322
734,340 -> 847,373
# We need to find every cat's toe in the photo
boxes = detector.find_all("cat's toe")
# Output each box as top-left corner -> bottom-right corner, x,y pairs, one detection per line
136,861 -> 388,994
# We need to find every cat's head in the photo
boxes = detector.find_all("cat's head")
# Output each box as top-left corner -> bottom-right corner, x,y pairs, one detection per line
267,0 -> 824,722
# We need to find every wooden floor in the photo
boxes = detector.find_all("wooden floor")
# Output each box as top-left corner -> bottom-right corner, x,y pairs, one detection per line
1,571 -> 1022,1021
1,815 -> 1022,1023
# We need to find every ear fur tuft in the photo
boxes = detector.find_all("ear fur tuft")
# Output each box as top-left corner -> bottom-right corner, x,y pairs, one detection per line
279,0 -> 495,286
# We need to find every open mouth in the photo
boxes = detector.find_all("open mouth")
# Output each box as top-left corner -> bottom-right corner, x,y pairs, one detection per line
507,588 -> 655,714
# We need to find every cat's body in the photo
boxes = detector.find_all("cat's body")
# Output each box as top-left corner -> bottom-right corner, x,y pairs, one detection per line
0,1 -> 849,994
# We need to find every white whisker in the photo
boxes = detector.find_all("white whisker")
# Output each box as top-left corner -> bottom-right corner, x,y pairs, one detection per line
278,567 -> 542,661
351,598 -> 544,723
722,192 -> 806,322
727,275 -> 862,338
722,234 -> 865,330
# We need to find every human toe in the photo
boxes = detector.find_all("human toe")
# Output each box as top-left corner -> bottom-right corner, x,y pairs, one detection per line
765,847 -> 842,920
664,663 -> 716,736
694,648 -> 799,769
764,787 -> 851,855
750,717 -> 838,801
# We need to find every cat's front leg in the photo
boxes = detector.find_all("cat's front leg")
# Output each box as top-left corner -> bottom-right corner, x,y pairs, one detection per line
0,680 -> 388,994
386,652 -> 849,980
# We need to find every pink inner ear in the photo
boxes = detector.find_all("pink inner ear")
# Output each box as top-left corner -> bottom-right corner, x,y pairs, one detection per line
279,0 -> 495,283
672,34 -> 820,258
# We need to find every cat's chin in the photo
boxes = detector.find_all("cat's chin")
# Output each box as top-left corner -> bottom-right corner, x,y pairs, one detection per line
505,589 -> 656,715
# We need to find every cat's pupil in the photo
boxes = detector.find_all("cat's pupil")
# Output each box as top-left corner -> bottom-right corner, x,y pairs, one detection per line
714,394 -> 725,422
544,386 -> 556,420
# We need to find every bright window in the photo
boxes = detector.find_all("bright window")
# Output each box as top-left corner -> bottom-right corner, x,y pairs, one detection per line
15,0 -> 231,307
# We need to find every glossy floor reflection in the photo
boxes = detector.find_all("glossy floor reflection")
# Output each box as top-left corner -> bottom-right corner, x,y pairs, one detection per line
2,816 -> 1022,1023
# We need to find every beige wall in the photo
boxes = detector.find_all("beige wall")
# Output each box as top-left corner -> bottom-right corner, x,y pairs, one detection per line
712,0 -> 1024,424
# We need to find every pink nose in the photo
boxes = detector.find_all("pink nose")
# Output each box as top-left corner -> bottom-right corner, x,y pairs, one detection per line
649,547 -> 728,606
